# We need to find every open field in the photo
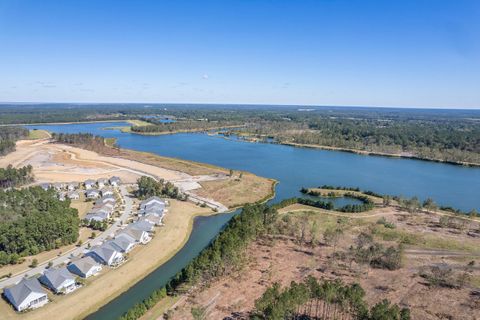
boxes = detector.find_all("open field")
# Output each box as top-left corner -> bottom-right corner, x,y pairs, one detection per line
27,129 -> 51,140
169,203 -> 480,320
0,200 -> 213,320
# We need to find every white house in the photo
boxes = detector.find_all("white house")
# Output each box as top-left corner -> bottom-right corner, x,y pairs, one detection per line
86,189 -> 100,199
3,278 -> 48,312
98,195 -> 116,205
84,179 -> 96,190
39,267 -> 77,294
87,244 -> 124,266
118,227 -> 151,244
109,176 -> 121,187
67,191 -> 80,200
140,196 -> 166,209
106,235 -> 136,253
101,188 -> 114,197
67,256 -> 102,278
40,183 -> 51,191
67,182 -> 79,191
97,178 -> 108,189
139,214 -> 163,226
129,220 -> 155,233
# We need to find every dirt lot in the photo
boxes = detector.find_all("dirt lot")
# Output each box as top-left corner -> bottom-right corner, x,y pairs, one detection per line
168,205 -> 480,320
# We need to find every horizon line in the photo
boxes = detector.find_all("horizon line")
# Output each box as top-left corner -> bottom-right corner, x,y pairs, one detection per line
0,101 -> 479,111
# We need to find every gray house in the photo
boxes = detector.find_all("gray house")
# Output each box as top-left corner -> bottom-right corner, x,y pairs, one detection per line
87,243 -> 124,266
3,278 -> 48,311
39,267 -> 77,294
67,256 -> 102,278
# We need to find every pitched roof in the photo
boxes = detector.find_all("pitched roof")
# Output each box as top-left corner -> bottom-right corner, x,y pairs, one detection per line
40,267 -> 75,290
68,256 -> 100,275
89,244 -> 121,263
4,278 -> 46,307
106,235 -> 135,252
84,179 -> 96,185
128,220 -> 154,233
117,228 -> 145,242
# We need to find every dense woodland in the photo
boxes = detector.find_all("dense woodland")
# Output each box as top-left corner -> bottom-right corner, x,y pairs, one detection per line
131,119 -> 241,134
0,165 -> 34,188
253,277 -> 410,320
0,126 -> 29,156
135,176 -> 185,200
0,187 -> 79,266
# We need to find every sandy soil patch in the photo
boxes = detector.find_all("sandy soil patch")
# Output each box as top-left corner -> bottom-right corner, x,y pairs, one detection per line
195,173 -> 276,208
0,200 -> 213,320
169,206 -> 480,320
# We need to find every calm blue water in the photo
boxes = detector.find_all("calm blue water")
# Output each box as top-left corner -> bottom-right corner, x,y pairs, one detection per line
28,122 -> 480,211
25,121 -> 480,319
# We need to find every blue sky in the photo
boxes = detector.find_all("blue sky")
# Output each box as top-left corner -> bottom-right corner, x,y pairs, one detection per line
0,0 -> 479,108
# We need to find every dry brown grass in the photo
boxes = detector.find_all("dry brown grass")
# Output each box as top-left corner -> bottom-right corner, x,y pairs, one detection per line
195,173 -> 276,208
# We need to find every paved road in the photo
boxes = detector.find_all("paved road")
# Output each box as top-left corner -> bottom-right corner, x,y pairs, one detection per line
0,185 -> 134,290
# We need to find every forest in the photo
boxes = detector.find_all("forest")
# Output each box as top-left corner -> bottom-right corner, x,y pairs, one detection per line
0,186 -> 79,266
135,176 -> 185,200
0,165 -> 34,188
130,119 -> 241,134
0,126 -> 29,156
253,276 -> 410,320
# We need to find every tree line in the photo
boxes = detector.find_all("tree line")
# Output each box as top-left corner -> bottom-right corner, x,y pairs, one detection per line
253,276 -> 410,320
135,176 -> 186,200
130,119 -> 242,134
0,126 -> 29,156
0,165 -> 34,189
0,186 -> 79,266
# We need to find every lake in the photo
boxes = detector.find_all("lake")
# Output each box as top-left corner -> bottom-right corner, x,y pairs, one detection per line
26,122 -> 480,319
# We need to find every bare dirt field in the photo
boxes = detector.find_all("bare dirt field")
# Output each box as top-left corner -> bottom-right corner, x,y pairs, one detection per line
168,205 -> 480,320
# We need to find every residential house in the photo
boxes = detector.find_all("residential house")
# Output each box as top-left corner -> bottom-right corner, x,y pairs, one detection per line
101,188 -> 114,197
106,235 -> 136,253
67,256 -> 102,278
3,278 -> 48,312
67,182 -> 79,191
109,176 -> 121,187
58,193 -> 66,201
97,178 -> 108,189
39,267 -> 76,294
40,183 -> 51,191
139,213 -> 163,226
53,182 -> 65,191
140,196 -> 166,210
67,191 -> 80,200
86,189 -> 100,199
117,227 -> 151,244
84,179 -> 96,190
87,243 -> 124,267
97,195 -> 116,205
128,220 -> 155,233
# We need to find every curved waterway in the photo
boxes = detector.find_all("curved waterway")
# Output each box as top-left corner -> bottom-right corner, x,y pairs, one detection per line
26,122 -> 480,319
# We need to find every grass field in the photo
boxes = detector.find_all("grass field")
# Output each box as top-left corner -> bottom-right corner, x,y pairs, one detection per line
28,129 -> 51,139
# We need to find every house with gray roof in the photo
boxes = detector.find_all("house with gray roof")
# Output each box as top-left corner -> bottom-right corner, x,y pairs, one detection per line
87,243 -> 124,266
3,278 -> 48,311
67,182 -> 79,191
128,220 -> 155,233
97,178 -> 108,188
97,195 -> 116,205
86,189 -> 100,199
101,188 -> 114,197
109,176 -> 121,187
67,256 -> 102,278
140,196 -> 165,209
84,179 -> 96,190
139,213 -> 163,226
40,183 -> 51,191
67,191 -> 80,200
106,235 -> 136,253
117,227 -> 151,244
39,267 -> 77,294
